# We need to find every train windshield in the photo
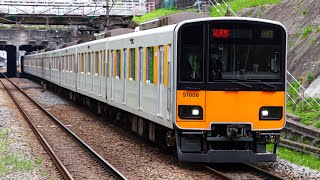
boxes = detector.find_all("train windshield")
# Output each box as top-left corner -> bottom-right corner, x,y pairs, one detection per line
177,20 -> 286,90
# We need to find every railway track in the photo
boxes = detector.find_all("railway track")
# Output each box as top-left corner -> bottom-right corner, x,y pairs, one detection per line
0,74 -> 126,180
204,163 -> 284,180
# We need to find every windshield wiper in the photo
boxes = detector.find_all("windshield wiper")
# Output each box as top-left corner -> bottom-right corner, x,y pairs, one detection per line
241,80 -> 277,90
214,80 -> 252,88
232,81 -> 252,88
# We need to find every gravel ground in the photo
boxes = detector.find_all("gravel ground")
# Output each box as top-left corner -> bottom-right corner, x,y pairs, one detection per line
13,78 -> 320,179
253,158 -> 320,180
0,80 -> 60,179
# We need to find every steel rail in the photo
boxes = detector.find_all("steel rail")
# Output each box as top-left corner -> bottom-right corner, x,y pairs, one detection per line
243,163 -> 284,180
203,165 -> 233,180
0,77 -> 73,180
1,74 -> 126,180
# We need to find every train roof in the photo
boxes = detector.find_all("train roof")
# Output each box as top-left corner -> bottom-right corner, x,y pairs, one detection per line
25,17 -> 286,57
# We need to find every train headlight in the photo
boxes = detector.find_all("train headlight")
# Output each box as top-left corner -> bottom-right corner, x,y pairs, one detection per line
261,110 -> 269,117
259,106 -> 283,120
192,109 -> 200,116
178,105 -> 203,120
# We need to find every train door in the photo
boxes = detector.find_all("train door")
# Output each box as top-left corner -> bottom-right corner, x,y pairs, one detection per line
138,47 -> 143,109
157,46 -> 164,116
123,49 -> 127,104
166,45 -> 172,120
59,56 -> 61,84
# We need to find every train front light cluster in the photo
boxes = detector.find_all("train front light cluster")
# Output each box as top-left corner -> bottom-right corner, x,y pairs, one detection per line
259,106 -> 283,120
178,105 -> 203,120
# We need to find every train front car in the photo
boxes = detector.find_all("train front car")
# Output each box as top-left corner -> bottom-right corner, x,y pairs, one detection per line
174,18 -> 287,163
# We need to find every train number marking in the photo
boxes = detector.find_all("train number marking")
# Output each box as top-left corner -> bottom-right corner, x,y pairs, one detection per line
183,92 -> 199,98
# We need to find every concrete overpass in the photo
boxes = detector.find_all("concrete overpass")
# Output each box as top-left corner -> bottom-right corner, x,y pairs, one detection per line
0,26 -> 76,77
0,0 -> 155,26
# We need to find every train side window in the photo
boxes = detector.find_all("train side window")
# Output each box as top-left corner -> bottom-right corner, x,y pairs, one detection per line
91,52 -> 94,74
111,50 -> 114,77
95,51 -> 99,75
69,55 -> 72,72
146,47 -> 154,83
66,56 -> 69,72
62,56 -> 64,71
129,48 -> 136,80
100,50 -> 104,76
107,50 -> 109,77
123,48 -> 127,79
87,52 -> 91,74
82,53 -> 85,73
116,50 -> 121,78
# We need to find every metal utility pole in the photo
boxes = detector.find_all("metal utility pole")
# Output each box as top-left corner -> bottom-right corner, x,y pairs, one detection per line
105,0 -> 110,31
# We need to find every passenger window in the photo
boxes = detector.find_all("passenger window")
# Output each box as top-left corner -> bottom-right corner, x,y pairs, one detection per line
95,51 -> 99,75
129,48 -> 136,80
79,53 -> 82,73
116,50 -> 121,78
87,52 -> 91,74
61,56 -> 64,71
100,50 -> 104,76
123,49 -> 127,79
92,52 -> 94,74
69,55 -> 72,72
146,47 -> 154,83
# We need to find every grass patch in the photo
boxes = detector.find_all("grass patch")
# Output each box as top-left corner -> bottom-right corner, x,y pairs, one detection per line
301,9 -> 308,15
309,38 -> 315,46
132,8 -> 182,23
315,26 -> 320,33
306,72 -> 314,83
267,145 -> 320,171
314,121 -> 320,128
287,79 -> 320,128
0,128 -> 39,176
210,0 -> 282,17
301,26 -> 313,39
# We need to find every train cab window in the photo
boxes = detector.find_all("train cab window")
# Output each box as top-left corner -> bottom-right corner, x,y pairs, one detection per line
146,47 -> 154,83
129,48 -> 136,80
95,51 -> 99,75
178,24 -> 204,82
208,23 -> 283,81
116,50 -> 121,78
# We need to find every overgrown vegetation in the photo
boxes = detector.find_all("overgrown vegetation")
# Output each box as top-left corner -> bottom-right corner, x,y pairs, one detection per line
0,128 -> 42,176
315,26 -> 320,33
301,26 -> 313,39
306,72 -> 314,83
210,0 -> 282,17
287,78 -> 320,128
132,8 -> 183,23
301,9 -> 308,15
309,38 -> 315,46
133,0 -> 283,23
267,145 -> 320,171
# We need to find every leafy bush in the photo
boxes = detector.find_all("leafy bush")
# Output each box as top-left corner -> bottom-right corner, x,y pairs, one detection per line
302,26 -> 313,39
306,72 -> 314,83
314,121 -> 320,128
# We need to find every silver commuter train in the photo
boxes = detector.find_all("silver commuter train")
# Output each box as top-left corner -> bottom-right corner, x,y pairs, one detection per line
24,17 -> 287,163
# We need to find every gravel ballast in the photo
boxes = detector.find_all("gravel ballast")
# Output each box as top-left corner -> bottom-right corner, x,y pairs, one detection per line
0,80 -> 60,179
12,78 -> 320,179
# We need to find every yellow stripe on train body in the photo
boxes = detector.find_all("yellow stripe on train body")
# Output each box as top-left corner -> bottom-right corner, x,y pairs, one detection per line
176,90 -> 285,131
